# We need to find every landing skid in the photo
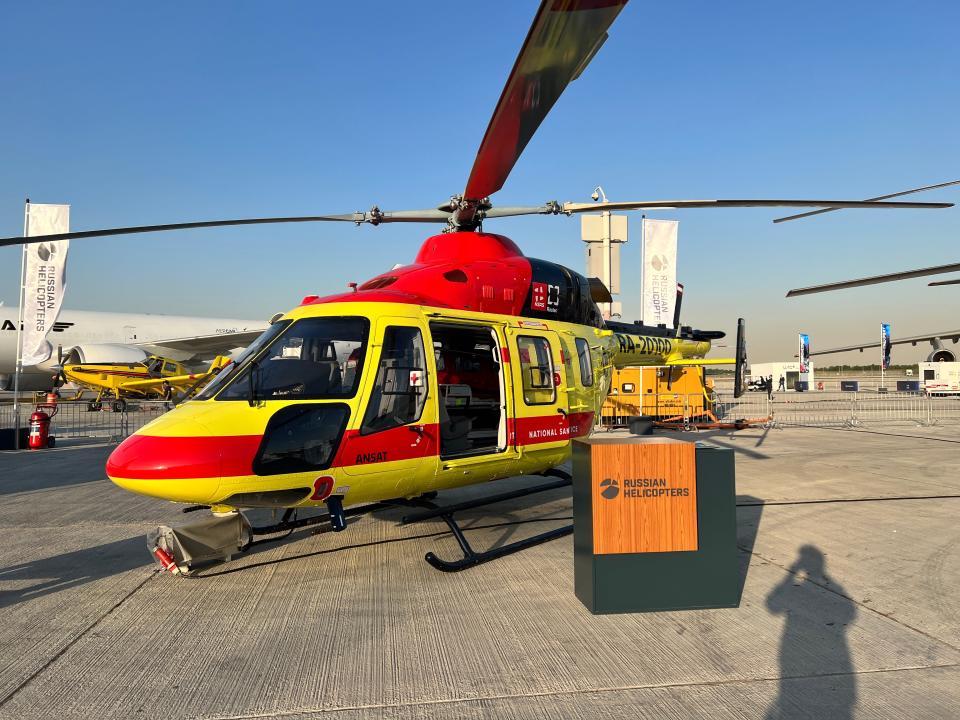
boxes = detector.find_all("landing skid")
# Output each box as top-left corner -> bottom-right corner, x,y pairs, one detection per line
400,469 -> 573,572
161,470 -> 573,575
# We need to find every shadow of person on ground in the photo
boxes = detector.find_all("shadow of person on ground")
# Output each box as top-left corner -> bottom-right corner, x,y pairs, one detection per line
0,535 -> 150,609
765,545 -> 857,719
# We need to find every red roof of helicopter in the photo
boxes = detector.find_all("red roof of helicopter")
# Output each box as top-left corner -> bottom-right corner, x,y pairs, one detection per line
304,232 -> 534,315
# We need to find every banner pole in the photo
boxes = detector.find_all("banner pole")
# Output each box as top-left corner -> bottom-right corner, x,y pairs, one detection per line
639,216 -> 645,324
880,324 -> 885,390
13,199 -> 30,450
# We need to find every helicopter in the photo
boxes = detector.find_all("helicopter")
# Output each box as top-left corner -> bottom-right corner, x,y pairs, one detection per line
1,0 -> 952,572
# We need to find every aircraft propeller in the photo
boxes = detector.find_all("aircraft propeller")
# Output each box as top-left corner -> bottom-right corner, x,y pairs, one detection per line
52,345 -> 67,388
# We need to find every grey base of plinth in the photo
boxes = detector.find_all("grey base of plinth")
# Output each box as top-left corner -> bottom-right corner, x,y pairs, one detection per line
573,443 -> 740,614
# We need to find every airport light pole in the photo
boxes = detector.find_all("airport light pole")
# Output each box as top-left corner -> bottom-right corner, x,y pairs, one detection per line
582,186 -> 627,319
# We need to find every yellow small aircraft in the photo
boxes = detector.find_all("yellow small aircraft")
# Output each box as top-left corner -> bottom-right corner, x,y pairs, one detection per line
62,355 -> 232,412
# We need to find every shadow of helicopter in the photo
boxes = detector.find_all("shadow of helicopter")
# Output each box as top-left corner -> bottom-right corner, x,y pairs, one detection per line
686,430 -> 773,461
192,478 -> 575,578
0,535 -> 151,610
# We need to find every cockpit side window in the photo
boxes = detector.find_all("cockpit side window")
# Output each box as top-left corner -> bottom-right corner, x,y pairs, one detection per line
361,326 -> 427,434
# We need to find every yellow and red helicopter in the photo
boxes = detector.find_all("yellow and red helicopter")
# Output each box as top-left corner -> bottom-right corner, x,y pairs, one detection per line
2,0 -> 951,572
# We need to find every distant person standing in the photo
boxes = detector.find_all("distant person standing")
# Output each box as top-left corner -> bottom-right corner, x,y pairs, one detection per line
766,375 -> 774,400
778,375 -> 785,391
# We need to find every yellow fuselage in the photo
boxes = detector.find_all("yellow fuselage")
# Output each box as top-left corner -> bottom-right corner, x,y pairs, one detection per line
106,300 -> 712,511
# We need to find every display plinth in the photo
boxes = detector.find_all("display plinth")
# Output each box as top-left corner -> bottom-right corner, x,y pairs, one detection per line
573,436 -> 739,614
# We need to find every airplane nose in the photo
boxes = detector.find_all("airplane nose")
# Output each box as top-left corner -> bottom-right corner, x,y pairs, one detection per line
106,422 -> 259,504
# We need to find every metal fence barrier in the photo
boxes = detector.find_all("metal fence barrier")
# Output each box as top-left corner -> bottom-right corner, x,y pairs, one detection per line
767,391 -> 960,428
0,400 -> 171,444
601,391 -> 774,429
4,389 -> 959,448
600,389 -> 960,430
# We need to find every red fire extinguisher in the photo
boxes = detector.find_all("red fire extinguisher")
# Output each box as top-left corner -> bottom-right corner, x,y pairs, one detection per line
29,410 -> 51,450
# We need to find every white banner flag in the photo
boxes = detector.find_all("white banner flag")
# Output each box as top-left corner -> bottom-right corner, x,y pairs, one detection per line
641,218 -> 678,326
20,203 -> 70,366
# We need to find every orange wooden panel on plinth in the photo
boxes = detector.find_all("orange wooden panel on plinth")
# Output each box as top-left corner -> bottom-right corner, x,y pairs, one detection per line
590,437 -> 698,554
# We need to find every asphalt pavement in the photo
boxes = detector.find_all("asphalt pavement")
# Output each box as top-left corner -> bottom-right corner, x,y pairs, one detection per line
0,425 -> 958,719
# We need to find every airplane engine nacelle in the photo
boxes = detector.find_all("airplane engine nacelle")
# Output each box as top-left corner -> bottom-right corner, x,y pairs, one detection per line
66,344 -> 150,364
926,349 -> 955,363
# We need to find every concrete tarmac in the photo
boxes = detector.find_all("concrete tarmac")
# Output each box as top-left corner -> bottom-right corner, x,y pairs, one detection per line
0,426 -> 958,719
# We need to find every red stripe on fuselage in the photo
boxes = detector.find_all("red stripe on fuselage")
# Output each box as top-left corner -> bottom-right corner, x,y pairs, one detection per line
107,412 -> 593,481
509,411 -> 594,446
106,433 -> 261,480
330,423 -> 439,468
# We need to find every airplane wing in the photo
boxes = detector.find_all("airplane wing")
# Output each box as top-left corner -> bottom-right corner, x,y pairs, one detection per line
809,330 -> 960,356
134,328 -> 267,362
786,261 -> 960,297
121,369 -> 214,393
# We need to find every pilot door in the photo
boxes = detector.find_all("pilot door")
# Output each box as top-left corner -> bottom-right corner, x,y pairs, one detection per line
505,326 -> 571,455
339,318 -> 435,501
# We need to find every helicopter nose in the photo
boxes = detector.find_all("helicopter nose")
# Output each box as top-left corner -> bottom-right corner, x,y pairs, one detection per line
106,423 -> 259,504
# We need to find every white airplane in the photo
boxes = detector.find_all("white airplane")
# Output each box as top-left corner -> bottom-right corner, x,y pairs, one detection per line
807,329 -> 960,364
0,305 -> 267,391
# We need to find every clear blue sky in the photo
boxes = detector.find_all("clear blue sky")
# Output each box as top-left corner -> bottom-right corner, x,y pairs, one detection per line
1,1 -> 957,363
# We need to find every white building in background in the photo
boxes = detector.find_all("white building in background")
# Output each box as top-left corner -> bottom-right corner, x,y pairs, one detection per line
749,361 -> 815,391
919,361 -> 960,394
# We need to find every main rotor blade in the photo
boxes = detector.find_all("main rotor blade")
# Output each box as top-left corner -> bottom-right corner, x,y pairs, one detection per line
483,204 -> 560,219
772,179 -> 960,224
929,278 -> 960,287
786,261 -> 960,297
560,199 -> 952,214
463,0 -> 627,204
0,210 -> 451,247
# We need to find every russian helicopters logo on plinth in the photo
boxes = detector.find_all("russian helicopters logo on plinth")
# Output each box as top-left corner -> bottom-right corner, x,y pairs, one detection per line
600,477 -> 690,499
599,478 -> 620,499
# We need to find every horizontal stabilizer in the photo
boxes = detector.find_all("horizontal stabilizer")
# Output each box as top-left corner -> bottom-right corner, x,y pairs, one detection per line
587,277 -> 613,303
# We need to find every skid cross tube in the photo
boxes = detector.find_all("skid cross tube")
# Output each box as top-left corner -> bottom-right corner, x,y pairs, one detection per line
249,501 -> 397,540
400,470 -> 573,572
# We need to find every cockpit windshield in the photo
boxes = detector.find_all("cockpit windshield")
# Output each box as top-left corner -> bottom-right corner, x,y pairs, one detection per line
194,320 -> 291,401
213,317 -> 369,401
